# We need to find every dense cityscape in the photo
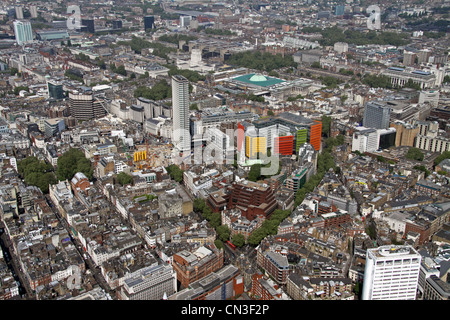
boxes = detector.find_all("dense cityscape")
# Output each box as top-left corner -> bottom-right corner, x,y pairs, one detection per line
0,0 -> 449,304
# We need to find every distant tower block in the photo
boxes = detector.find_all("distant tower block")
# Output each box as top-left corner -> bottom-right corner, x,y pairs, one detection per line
15,7 -> 24,19
30,6 -> 38,18
190,48 -> 202,67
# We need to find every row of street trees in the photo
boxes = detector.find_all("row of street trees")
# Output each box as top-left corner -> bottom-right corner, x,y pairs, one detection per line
193,196 -> 292,248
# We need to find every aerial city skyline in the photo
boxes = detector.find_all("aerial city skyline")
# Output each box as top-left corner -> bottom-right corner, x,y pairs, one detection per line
0,0 -> 448,305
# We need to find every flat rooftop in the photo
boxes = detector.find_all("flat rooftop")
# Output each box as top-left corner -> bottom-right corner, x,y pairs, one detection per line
369,245 -> 420,259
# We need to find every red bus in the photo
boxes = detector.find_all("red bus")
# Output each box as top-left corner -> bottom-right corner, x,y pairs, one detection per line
226,241 -> 236,250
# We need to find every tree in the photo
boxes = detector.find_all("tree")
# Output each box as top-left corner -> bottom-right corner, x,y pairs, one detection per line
226,51 -> 296,72
231,234 -> 245,248
117,172 -> 133,186
77,53 -> 90,62
14,86 -> 29,95
166,65 -> 205,82
56,148 -> 93,181
365,223 -> 377,240
201,205 -> 212,221
214,239 -> 224,250
247,228 -> 267,246
115,65 -> 127,76
18,156 -> 57,194
269,209 -> 291,224
209,212 -> 222,229
353,282 -> 362,299
321,115 -> 332,137
320,76 -> 342,88
95,58 -> 106,70
9,67 -> 18,76
336,134 -> 345,146
404,79 -> 421,90
166,164 -> 184,182
248,164 -> 262,182
194,198 -> 206,213
117,36 -> 176,59
434,151 -> 450,166
268,70 -> 280,78
414,165 -> 430,178
311,61 -> 321,69
134,80 -> 171,101
406,147 -> 424,161
216,225 -> 231,242
362,74 -> 392,89
262,219 -> 279,236
158,34 -> 197,44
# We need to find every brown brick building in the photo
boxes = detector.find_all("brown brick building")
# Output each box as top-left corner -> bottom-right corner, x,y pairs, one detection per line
251,272 -> 283,300
70,172 -> 91,197
172,245 -> 224,289
405,219 -> 431,244
211,180 -> 278,220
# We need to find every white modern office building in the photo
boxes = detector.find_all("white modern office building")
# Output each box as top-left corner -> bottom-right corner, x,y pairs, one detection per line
172,75 -> 191,152
119,264 -> 177,300
362,245 -> 421,300
351,127 -> 379,153
13,20 -> 33,45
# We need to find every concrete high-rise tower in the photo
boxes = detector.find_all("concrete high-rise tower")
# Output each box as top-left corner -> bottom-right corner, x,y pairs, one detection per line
30,6 -> 38,18
362,245 -> 421,300
144,16 -> 155,31
363,101 -> 391,129
190,48 -> 202,67
172,75 -> 191,152
69,91 -> 106,121
15,7 -> 24,19
403,51 -> 416,66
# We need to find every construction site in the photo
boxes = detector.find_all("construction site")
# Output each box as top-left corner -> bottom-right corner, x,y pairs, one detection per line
130,138 -> 173,171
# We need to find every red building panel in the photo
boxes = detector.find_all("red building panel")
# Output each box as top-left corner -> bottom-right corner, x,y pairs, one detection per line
309,121 -> 322,151
274,135 -> 294,155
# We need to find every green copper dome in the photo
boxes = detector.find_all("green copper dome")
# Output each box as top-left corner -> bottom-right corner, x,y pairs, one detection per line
249,74 -> 268,82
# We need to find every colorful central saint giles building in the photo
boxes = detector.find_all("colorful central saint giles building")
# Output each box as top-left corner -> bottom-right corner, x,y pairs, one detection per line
237,112 -> 322,159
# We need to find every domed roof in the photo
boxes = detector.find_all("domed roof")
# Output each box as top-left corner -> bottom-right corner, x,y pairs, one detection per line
249,74 -> 268,82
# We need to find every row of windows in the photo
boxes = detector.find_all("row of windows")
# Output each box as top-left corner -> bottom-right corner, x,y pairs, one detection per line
373,288 -> 417,293
374,271 -> 419,275
373,278 -> 418,283
373,289 -> 417,295
373,277 -> 419,282
376,258 -> 420,265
